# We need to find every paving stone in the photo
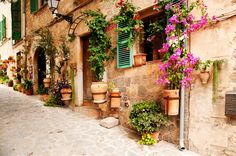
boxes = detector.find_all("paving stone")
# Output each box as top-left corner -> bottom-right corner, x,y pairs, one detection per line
0,84 -> 201,156
99,117 -> 119,128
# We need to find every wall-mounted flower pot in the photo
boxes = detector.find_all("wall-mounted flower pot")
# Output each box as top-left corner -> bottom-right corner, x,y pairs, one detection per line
91,82 -> 108,103
43,78 -> 51,88
133,53 -> 147,67
110,90 -> 121,108
163,89 -> 179,116
199,71 -> 210,84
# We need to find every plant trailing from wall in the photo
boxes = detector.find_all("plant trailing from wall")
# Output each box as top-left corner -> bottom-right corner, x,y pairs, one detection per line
113,0 -> 143,48
155,0 -> 217,88
70,66 -> 76,106
212,59 -> 224,103
35,28 -> 58,88
82,10 -> 115,81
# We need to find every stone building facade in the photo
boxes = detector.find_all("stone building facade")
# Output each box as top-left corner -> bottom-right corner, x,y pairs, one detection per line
1,0 -> 236,155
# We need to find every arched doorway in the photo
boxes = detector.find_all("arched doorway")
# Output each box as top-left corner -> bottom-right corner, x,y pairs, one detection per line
34,47 -> 46,91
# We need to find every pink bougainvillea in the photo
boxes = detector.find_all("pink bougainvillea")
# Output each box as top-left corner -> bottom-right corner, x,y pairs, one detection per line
154,0 -> 216,88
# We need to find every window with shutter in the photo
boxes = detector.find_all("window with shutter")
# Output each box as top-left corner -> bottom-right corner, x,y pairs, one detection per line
30,0 -> 38,13
117,23 -> 132,69
2,15 -> 6,39
11,0 -> 21,41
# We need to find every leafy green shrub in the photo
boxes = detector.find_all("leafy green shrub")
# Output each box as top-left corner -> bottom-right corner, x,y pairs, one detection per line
13,84 -> 18,91
44,95 -> 59,107
129,101 -> 169,134
138,133 -> 156,145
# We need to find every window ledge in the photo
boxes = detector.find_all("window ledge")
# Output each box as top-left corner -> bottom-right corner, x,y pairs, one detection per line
13,39 -> 23,49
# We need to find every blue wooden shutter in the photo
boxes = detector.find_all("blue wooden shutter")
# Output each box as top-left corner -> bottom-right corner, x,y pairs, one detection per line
11,0 -> 21,41
30,0 -> 38,13
2,15 -> 6,39
117,23 -> 132,68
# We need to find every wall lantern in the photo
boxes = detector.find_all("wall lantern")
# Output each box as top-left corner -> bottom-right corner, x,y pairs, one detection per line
47,0 -> 73,24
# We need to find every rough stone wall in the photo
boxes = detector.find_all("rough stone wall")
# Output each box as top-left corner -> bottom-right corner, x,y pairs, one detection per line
188,0 -> 236,155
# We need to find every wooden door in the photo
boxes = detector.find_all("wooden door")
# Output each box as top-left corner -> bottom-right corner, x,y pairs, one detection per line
82,35 -> 95,100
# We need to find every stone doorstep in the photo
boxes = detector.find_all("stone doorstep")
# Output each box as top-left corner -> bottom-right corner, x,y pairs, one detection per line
99,117 -> 119,129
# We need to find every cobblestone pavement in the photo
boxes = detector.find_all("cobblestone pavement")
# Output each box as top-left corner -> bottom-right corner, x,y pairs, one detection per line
0,85 -> 201,156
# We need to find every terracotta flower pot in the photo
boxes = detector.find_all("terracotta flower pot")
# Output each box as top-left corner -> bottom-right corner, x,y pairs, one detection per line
134,53 -> 146,67
151,131 -> 160,141
43,78 -> 51,88
199,71 -> 210,84
164,89 -> 179,116
110,91 -> 121,108
91,82 -> 108,103
25,88 -> 33,95
60,88 -> 72,100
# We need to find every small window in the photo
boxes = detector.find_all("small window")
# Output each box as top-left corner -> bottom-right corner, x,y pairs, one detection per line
141,12 -> 166,61
30,0 -> 39,13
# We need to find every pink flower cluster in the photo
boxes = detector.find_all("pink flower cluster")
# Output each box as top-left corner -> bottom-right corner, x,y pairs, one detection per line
156,1 -> 215,87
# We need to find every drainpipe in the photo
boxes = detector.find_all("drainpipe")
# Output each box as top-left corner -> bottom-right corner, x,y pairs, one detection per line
179,86 -> 185,150
179,0 -> 188,150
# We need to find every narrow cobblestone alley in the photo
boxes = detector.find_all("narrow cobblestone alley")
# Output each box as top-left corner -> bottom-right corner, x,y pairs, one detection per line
0,85 -> 201,156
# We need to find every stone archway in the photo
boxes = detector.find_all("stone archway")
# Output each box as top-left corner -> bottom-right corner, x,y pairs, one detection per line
33,47 -> 46,92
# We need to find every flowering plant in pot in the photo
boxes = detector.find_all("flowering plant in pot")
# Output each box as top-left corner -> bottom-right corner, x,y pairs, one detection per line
154,0 -> 216,114
22,79 -> 33,95
129,101 -> 169,145
60,79 -> 72,101
82,10 -> 115,104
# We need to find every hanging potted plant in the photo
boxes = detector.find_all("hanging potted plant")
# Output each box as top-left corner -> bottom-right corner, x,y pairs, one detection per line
43,75 -> 51,88
82,10 -> 115,104
129,101 -> 169,145
197,60 -> 212,84
155,0 -> 216,115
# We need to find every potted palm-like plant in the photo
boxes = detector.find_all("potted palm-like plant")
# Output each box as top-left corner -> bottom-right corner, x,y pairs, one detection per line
129,101 -> 169,145
23,79 -> 33,95
82,10 -> 114,104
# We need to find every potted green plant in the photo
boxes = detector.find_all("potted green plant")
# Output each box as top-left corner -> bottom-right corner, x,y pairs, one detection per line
23,79 -> 33,95
82,10 -> 115,103
197,60 -> 212,84
60,79 -> 72,101
8,79 -> 13,87
129,101 -> 169,145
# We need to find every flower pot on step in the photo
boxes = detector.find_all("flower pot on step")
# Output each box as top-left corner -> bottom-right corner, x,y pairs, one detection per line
151,131 -> 160,141
199,71 -> 210,84
91,82 -> 108,103
164,89 -> 179,116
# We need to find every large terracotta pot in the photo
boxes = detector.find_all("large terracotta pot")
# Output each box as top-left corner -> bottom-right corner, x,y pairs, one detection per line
43,78 -> 51,88
60,88 -> 72,100
91,82 -> 108,103
164,89 -> 179,116
199,71 -> 210,84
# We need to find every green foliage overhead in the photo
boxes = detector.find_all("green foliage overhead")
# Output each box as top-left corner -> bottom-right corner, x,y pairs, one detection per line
82,10 -> 114,81
129,101 -> 169,134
